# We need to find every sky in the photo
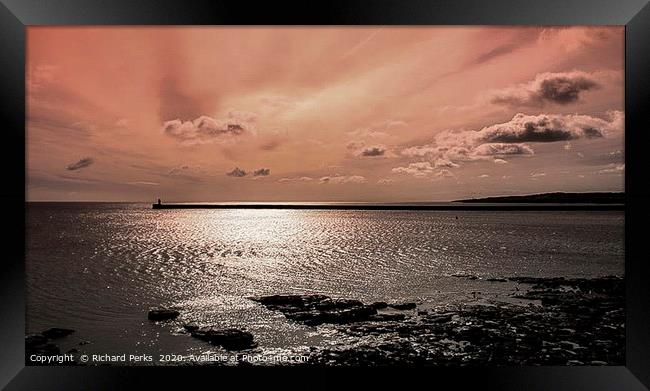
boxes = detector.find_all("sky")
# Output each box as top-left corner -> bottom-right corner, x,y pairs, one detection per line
27,26 -> 625,202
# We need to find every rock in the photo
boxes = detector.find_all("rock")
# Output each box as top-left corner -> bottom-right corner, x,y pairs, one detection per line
28,342 -> 60,356
250,294 -> 379,325
559,340 -> 581,350
251,276 -> 624,366
26,333 -> 47,347
369,301 -> 388,310
25,334 -> 60,362
453,274 -> 480,280
148,309 -> 180,321
250,294 -> 327,307
426,314 -> 454,324
286,310 -> 328,326
41,328 -> 75,339
183,323 -> 199,332
191,328 -> 256,350
327,306 -> 377,324
486,278 -> 507,282
369,313 -> 406,322
314,298 -> 363,310
389,302 -> 417,310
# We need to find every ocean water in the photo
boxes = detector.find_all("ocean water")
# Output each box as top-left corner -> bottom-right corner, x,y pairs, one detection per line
26,203 -> 624,363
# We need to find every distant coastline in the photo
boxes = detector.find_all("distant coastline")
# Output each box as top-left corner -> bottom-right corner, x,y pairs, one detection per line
454,192 -> 624,204
151,192 -> 625,211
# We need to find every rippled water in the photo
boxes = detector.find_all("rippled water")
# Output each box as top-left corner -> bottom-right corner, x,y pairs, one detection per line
26,203 -> 624,362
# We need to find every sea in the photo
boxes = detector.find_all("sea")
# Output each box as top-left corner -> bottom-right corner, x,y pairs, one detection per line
26,202 -> 624,364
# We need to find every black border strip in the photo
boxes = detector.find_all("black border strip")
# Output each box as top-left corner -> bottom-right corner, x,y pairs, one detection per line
1,0 -> 649,389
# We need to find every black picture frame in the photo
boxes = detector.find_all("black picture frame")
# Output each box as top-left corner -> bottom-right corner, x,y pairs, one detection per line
1,0 -> 649,389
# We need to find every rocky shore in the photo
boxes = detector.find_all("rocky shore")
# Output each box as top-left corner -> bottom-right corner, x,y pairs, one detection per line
25,328 -> 77,365
26,276 -> 624,366
302,276 -> 624,366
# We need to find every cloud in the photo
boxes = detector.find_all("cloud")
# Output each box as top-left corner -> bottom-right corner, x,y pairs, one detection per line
278,176 -> 314,183
126,181 -> 159,186
167,165 -> 204,176
435,169 -> 456,179
401,145 -> 438,158
346,141 -> 364,150
319,175 -> 367,184
66,157 -> 94,171
398,111 -> 621,174
228,110 -> 259,123
473,143 -> 534,156
392,162 -> 436,177
478,174 -> 490,178
360,146 -> 386,157
530,172 -> 547,178
253,168 -> 271,176
598,163 -> 625,174
474,112 -> 621,143
165,165 -> 206,182
490,71 -> 600,107
226,167 -> 247,177
348,142 -> 394,158
163,114 -> 255,144
377,178 -> 394,185
391,165 -> 457,179
434,158 -> 460,168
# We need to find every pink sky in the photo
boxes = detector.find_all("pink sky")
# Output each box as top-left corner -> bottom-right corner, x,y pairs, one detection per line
27,26 -> 624,202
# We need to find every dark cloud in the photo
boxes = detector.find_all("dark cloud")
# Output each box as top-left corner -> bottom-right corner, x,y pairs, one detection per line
226,167 -> 247,177
538,76 -> 598,104
360,146 -> 386,157
475,112 -> 621,144
253,168 -> 271,176
66,157 -> 94,171
490,72 -> 600,107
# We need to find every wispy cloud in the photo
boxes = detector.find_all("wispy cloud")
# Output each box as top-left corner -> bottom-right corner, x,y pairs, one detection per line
66,157 -> 94,171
